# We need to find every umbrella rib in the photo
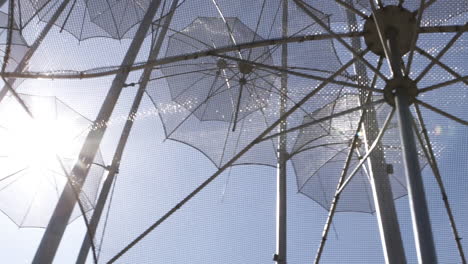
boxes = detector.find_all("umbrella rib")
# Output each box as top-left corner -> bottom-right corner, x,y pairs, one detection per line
0,167 -> 28,183
335,0 -> 368,19
292,0 -> 388,82
261,98 -> 385,143
104,0 -> 121,39
96,174 -> 118,262
414,30 -> 463,83
337,108 -> 395,195
415,99 -> 468,126
405,0 -> 426,76
59,0 -> 78,33
215,53 -> 382,93
18,173 -> 43,227
107,49 -> 361,264
0,167 -> 30,192
298,146 -> 349,194
415,46 -> 468,85
419,75 -> 468,93
413,104 -> 467,263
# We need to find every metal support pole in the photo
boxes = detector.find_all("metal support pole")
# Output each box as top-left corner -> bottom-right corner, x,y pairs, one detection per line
74,1 -> 178,263
0,0 -> 71,103
32,1 -> 162,263
387,29 -> 437,264
275,1 -> 288,263
345,4 -> 406,263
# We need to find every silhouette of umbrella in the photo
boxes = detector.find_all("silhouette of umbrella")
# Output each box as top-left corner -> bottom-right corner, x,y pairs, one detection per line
0,94 -> 105,228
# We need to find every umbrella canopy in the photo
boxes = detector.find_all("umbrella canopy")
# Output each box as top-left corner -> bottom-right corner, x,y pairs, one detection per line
17,0 -> 158,41
290,93 -> 430,213
0,11 -> 29,73
0,94 -> 105,227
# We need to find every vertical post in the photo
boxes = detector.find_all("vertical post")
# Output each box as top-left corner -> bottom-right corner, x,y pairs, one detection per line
387,29 -> 437,264
32,1 -> 162,263
74,1 -> 179,263
275,0 -> 288,263
0,0 -> 71,102
345,3 -> 406,263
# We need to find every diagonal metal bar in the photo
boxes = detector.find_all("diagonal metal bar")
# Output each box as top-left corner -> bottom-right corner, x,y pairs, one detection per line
260,98 -> 385,143
75,1 -> 180,263
419,76 -> 468,93
107,52 -> 361,264
415,47 -> 468,85
314,92 -> 372,264
415,99 -> 468,126
415,30 -> 464,83
335,0 -> 367,19
292,0 -> 389,81
337,108 -> 395,194
55,155 -> 98,264
413,104 -> 467,264
418,24 -> 468,34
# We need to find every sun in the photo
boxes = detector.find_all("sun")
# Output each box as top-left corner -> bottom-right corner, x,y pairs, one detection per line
0,95 -> 85,189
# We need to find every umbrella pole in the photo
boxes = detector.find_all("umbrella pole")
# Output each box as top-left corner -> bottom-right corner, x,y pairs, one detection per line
274,1 -> 288,263
0,0 -> 71,103
386,29 -> 437,263
32,1 -> 162,263
344,4 -> 406,263
74,1 -> 179,263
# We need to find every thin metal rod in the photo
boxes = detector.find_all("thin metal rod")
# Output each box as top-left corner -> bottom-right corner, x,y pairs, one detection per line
419,76 -> 468,93
31,1 -> 162,263
0,23 -> 464,81
275,0 -> 287,262
314,92 -> 371,264
337,109 -> 395,195
260,98 -> 384,143
415,47 -> 468,85
214,54 -> 382,93
387,29 -> 438,264
74,1 -> 179,263
0,32 -> 364,81
335,0 -> 367,19
404,0 -> 425,76
415,99 -> 468,126
292,0 -> 388,82
415,30 -> 463,83
0,0 -> 71,103
107,53 -> 360,264
413,104 -> 467,264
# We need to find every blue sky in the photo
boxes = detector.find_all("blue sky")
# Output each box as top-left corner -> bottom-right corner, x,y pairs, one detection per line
0,1 -> 467,263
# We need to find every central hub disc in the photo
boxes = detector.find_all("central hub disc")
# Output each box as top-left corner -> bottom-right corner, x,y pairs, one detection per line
384,77 -> 418,106
238,61 -> 254,75
363,5 -> 416,56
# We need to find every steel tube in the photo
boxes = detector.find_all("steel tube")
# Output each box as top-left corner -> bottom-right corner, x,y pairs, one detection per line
387,29 -> 437,264
32,1 -> 162,263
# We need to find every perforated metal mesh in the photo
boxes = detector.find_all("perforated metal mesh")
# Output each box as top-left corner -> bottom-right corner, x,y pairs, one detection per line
0,0 -> 466,263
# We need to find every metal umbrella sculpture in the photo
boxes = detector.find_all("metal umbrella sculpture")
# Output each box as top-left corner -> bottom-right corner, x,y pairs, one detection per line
145,11 -> 364,263
0,0 -> 465,263
100,0 -> 467,263
0,94 -> 105,228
